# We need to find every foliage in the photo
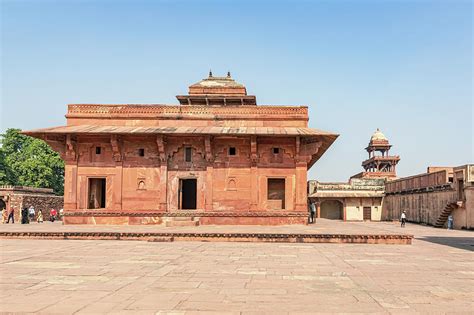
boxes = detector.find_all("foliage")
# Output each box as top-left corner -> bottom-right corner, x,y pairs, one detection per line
0,128 -> 64,195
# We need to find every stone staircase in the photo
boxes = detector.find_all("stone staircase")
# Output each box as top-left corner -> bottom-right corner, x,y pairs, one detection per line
165,217 -> 200,227
434,202 -> 458,228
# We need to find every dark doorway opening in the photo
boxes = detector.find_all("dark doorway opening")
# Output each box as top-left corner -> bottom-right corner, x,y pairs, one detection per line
88,178 -> 106,209
0,199 -> 6,211
363,206 -> 372,220
180,179 -> 197,209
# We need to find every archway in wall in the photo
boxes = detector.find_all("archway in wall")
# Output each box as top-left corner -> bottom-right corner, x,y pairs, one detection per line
320,200 -> 343,220
0,198 -> 5,211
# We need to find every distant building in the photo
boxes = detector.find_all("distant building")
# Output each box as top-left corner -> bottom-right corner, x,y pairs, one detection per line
308,129 -> 394,221
24,72 -> 338,225
308,178 -> 385,221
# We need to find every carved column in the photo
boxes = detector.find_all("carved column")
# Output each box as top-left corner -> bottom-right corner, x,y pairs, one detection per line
50,135 -> 78,212
296,138 -> 322,212
205,136 -> 214,211
110,135 -> 123,210
250,136 -> 258,211
156,135 -> 168,211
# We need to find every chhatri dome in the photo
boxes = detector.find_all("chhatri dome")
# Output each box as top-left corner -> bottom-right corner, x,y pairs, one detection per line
370,128 -> 388,142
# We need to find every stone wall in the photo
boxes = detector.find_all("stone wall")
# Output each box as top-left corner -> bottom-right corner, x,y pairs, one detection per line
382,189 -> 457,226
0,186 -> 64,223
21,195 -> 64,222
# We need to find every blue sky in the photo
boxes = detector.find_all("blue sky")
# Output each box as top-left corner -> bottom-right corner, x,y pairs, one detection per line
1,0 -> 472,181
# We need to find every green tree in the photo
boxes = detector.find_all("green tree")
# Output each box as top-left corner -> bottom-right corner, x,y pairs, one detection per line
0,128 -> 64,194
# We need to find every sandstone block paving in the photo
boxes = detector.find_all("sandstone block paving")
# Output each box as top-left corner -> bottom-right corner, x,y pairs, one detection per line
0,221 -> 472,313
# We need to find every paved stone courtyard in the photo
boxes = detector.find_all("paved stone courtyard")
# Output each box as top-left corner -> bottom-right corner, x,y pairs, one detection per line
1,222 -> 473,314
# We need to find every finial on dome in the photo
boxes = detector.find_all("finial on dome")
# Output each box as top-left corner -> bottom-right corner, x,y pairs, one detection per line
227,71 -> 231,78
209,70 -> 213,78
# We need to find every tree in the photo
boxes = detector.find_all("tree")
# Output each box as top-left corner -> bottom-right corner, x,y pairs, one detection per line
0,128 -> 64,195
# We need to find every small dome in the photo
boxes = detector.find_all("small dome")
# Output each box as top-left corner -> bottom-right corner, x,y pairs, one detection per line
370,128 -> 388,142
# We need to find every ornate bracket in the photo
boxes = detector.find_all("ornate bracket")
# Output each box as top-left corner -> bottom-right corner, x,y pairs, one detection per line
156,135 -> 166,163
110,135 -> 122,162
65,135 -> 77,162
300,140 -> 322,163
204,136 -> 213,163
250,136 -> 258,166
44,135 -> 66,159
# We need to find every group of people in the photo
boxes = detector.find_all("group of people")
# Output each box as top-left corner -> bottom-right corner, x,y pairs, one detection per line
1,206 -> 62,224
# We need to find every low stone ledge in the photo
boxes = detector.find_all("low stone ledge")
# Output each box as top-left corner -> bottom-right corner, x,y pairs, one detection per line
63,211 -> 308,217
0,231 -> 413,245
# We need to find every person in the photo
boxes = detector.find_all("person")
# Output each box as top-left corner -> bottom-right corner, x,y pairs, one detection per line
400,211 -> 407,228
28,206 -> 35,222
59,208 -> 64,220
309,202 -> 316,224
7,207 -> 14,224
447,215 -> 454,230
21,207 -> 29,224
37,210 -> 43,223
50,208 -> 57,222
2,207 -> 7,224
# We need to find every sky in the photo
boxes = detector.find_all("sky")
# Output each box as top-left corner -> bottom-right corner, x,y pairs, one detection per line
1,0 -> 472,181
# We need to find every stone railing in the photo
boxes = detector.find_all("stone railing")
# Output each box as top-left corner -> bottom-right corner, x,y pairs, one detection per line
66,104 -> 308,119
385,170 -> 452,194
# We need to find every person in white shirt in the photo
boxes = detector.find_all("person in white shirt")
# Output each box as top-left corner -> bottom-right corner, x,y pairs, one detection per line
400,211 -> 407,228
28,206 -> 35,222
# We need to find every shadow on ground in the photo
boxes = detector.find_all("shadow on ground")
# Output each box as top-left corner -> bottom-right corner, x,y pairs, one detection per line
417,236 -> 474,251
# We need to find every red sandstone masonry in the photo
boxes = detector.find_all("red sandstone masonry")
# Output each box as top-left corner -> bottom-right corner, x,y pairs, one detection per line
0,231 -> 413,244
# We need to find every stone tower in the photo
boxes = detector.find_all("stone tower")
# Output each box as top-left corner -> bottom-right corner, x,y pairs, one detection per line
358,129 -> 400,180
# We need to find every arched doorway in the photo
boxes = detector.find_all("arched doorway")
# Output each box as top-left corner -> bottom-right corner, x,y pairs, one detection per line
0,198 -> 6,211
320,200 -> 343,220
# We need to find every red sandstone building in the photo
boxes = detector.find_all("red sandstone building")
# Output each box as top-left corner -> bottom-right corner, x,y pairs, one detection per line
24,73 -> 337,225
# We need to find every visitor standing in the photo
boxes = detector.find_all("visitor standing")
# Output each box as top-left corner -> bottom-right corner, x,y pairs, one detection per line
309,202 -> 316,224
400,211 -> 407,228
50,208 -> 57,222
7,207 -> 14,224
21,207 -> 29,224
37,210 -> 43,223
28,206 -> 35,222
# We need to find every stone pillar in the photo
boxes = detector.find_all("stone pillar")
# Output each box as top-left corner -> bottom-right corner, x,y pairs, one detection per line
159,164 -> 168,212
156,135 -> 168,212
64,162 -> 78,211
113,161 -> 123,210
250,136 -> 258,211
205,165 -> 213,211
295,161 -> 308,212
204,136 -> 214,211
343,199 -> 347,221
317,201 -> 321,218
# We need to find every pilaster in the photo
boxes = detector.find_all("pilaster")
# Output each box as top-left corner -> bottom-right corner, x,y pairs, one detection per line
156,135 -> 168,211
250,136 -> 258,211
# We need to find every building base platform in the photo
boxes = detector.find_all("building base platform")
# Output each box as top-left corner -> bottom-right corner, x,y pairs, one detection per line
62,211 -> 309,226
